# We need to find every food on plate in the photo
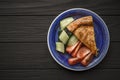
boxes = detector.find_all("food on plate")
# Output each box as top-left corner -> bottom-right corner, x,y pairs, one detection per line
66,41 -> 79,54
66,35 -> 79,54
71,42 -> 82,57
59,30 -> 69,44
68,46 -> 91,65
76,46 -> 91,60
67,35 -> 78,46
67,16 -> 93,32
74,26 -> 97,55
68,57 -> 80,65
60,17 -> 74,30
56,42 -> 65,53
81,52 -> 94,66
56,16 -> 98,66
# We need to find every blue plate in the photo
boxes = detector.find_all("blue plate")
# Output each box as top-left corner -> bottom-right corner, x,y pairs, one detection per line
47,8 -> 110,71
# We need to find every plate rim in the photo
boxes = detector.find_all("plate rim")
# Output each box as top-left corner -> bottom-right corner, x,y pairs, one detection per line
47,8 -> 110,71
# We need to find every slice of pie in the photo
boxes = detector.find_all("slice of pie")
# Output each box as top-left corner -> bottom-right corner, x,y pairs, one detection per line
66,16 -> 97,55
73,25 -> 97,55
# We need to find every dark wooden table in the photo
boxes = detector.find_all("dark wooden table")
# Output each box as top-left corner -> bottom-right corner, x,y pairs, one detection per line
0,0 -> 120,80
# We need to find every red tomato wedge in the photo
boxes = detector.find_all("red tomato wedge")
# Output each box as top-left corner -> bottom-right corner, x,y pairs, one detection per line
80,52 -> 94,66
71,42 -> 82,57
66,41 -> 79,54
68,57 -> 80,65
77,46 -> 90,60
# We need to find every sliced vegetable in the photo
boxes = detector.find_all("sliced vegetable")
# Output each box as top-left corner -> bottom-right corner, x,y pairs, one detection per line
71,42 -> 82,57
60,17 -> 74,30
56,42 -> 64,53
68,57 -> 80,65
59,30 -> 69,44
80,53 -> 94,66
77,47 -> 90,60
67,35 -> 78,46
66,41 -> 79,54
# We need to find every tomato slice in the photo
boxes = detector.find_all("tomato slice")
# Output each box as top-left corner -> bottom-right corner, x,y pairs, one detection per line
71,42 -> 82,57
68,57 -> 80,65
80,53 -> 94,66
66,41 -> 79,54
77,46 -> 90,60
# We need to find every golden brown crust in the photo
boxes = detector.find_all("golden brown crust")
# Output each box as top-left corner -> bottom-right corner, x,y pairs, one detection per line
67,16 -> 97,54
73,26 -> 97,54
67,16 -> 93,32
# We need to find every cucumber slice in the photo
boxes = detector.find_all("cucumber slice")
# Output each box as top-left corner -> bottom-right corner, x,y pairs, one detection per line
56,42 -> 64,53
67,35 -> 78,46
60,17 -> 74,30
59,30 -> 69,44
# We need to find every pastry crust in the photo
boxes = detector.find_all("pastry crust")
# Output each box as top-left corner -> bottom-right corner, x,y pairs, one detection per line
74,26 -> 97,54
67,16 -> 97,54
67,16 -> 93,32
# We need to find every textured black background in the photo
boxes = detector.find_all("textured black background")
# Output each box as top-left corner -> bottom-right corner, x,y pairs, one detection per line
0,0 -> 120,80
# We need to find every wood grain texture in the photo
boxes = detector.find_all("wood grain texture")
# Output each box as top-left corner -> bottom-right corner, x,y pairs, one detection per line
0,69 -> 120,80
0,0 -> 120,80
0,16 -> 120,42
0,42 -> 119,70
0,0 -> 119,15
